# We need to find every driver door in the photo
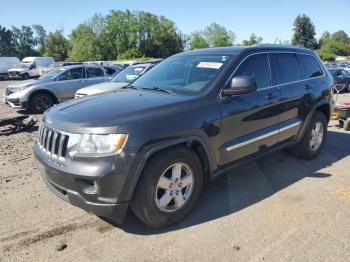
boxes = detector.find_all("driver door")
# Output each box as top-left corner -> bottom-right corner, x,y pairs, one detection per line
57,67 -> 85,101
220,53 -> 280,165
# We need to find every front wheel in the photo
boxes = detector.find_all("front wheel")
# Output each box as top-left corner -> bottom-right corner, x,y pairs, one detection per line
131,146 -> 203,227
290,112 -> 327,160
22,73 -> 29,80
30,93 -> 54,114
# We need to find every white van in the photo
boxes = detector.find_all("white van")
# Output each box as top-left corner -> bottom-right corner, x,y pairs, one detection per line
8,57 -> 54,80
0,57 -> 20,79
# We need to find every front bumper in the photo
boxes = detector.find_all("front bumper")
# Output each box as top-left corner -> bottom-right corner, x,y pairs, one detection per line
33,142 -> 137,224
3,95 -> 29,109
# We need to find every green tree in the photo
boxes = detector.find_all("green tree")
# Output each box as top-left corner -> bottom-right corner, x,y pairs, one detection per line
318,30 -> 350,57
292,14 -> 317,49
44,30 -> 69,61
32,24 -> 47,53
189,31 -> 209,50
203,23 -> 235,47
68,24 -> 102,61
12,25 -> 38,58
241,34 -> 263,46
0,25 -> 16,56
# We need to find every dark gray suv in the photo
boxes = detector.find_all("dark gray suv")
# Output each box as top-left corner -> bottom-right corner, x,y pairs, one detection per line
34,45 -> 333,227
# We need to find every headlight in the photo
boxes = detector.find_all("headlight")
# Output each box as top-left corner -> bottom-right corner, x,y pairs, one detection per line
67,133 -> 128,157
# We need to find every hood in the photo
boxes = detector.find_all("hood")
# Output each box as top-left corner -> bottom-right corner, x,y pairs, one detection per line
76,82 -> 129,95
8,67 -> 27,72
44,89 -> 194,133
7,78 -> 52,89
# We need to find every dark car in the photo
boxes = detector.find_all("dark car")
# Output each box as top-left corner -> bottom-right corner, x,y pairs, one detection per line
34,45 -> 333,227
328,68 -> 350,92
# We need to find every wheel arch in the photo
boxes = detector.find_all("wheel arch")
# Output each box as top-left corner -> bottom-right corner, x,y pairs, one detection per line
28,89 -> 59,105
124,136 -> 213,201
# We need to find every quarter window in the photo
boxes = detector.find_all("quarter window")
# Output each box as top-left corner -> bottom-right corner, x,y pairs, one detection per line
86,67 -> 104,78
234,54 -> 271,89
297,54 -> 323,79
271,53 -> 301,85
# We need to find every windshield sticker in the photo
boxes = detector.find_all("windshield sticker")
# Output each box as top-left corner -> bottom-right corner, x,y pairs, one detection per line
197,62 -> 223,69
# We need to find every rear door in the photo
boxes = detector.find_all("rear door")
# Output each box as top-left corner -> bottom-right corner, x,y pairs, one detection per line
270,53 -> 321,142
84,67 -> 106,86
57,67 -> 85,100
220,53 -> 280,164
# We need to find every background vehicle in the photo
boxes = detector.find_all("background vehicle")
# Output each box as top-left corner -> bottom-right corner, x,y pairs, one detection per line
103,65 -> 123,77
328,68 -> 350,92
75,63 -> 155,98
8,57 -> 54,80
34,46 -> 332,227
39,62 -> 84,75
4,64 -> 107,113
0,57 -> 20,80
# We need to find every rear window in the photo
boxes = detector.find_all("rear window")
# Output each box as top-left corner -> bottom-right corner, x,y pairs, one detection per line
271,53 -> 301,85
86,67 -> 104,78
297,54 -> 323,79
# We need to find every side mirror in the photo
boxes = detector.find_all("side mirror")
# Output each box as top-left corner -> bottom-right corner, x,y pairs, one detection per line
222,76 -> 257,96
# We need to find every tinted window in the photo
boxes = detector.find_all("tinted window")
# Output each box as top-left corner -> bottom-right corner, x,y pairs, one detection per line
271,53 -> 301,85
105,67 -> 116,75
297,54 -> 323,79
86,67 -> 104,78
234,54 -> 271,89
59,67 -> 83,81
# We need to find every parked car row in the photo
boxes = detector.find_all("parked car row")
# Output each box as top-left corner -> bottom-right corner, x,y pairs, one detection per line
3,59 -> 161,113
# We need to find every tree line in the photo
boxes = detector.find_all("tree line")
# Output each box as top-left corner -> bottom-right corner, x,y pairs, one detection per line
0,10 -> 349,62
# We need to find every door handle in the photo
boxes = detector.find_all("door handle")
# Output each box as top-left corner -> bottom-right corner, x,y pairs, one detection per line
304,84 -> 314,90
81,79 -> 85,83
265,93 -> 277,100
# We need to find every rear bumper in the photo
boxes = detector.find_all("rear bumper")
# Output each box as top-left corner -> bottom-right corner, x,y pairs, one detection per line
33,142 -> 137,224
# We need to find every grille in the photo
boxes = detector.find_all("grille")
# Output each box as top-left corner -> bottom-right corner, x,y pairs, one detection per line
38,124 -> 69,160
9,71 -> 19,76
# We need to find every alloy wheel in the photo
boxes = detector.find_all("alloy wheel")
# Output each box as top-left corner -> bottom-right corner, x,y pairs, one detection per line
155,162 -> 194,212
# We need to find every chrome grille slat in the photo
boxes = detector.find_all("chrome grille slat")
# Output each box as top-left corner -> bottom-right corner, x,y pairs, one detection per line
42,128 -> 48,150
58,135 -> 66,158
51,132 -> 58,155
45,130 -> 52,151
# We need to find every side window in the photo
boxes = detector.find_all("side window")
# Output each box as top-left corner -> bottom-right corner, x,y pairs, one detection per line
59,67 -> 83,81
297,54 -> 323,79
86,67 -> 104,78
271,53 -> 301,85
234,53 -> 271,89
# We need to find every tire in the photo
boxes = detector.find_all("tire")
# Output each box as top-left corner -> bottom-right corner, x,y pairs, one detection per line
30,93 -> 54,114
344,119 -> 350,131
290,111 -> 327,160
130,146 -> 203,228
22,73 -> 29,80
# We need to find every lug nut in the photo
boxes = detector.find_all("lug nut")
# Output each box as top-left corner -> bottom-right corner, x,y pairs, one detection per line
169,183 -> 172,188
175,178 -> 179,182
178,182 -> 182,187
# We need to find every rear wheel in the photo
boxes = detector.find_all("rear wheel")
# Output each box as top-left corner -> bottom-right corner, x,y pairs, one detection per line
30,93 -> 54,114
131,146 -> 203,228
290,112 -> 327,160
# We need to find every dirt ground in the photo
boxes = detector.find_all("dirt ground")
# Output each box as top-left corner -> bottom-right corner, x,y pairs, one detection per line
1,80 -> 350,262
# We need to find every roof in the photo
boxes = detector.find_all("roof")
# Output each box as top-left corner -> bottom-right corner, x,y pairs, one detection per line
129,63 -> 154,68
182,45 -> 314,56
61,64 -> 103,70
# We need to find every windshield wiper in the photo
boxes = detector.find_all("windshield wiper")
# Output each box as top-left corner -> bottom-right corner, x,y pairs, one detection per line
142,86 -> 171,94
122,84 -> 138,90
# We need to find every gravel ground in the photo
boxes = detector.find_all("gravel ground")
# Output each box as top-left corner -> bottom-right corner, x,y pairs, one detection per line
1,80 -> 350,262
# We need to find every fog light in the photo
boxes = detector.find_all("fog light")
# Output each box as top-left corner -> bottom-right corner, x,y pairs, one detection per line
76,179 -> 98,194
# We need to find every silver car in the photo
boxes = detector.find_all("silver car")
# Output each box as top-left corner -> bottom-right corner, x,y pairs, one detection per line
75,63 -> 155,98
4,65 -> 107,113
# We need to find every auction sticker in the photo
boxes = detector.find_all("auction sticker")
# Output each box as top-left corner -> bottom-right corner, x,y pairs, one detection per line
197,62 -> 223,69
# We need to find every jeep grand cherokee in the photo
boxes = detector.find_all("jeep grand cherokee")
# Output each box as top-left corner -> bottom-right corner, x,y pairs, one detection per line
34,45 -> 333,227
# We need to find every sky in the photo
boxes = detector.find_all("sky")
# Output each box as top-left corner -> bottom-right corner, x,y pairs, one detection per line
1,0 -> 349,43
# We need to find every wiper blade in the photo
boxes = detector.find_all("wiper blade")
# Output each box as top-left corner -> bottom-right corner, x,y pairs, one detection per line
123,84 -> 138,90
142,86 -> 171,94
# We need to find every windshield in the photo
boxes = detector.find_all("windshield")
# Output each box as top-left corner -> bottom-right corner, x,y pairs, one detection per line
39,68 -> 66,80
111,66 -> 146,83
132,54 -> 231,95
16,63 -> 30,69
